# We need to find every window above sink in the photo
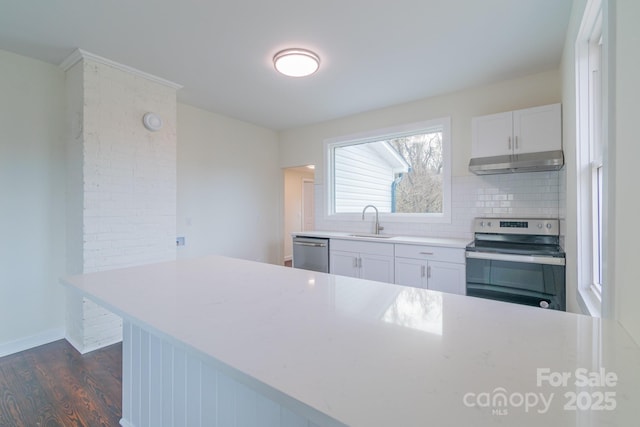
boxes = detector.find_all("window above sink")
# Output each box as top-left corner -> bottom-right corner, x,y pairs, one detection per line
323,117 -> 452,223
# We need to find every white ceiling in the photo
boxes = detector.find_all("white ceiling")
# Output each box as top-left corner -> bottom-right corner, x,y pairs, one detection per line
0,0 -> 572,130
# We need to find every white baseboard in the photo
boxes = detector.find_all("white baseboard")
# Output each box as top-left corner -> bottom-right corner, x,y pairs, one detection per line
0,328 -> 65,358
81,336 -> 123,354
64,333 -> 85,354
65,333 -> 123,355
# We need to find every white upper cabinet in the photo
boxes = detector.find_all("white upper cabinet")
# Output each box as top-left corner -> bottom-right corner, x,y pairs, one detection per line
471,103 -> 561,158
471,111 -> 513,158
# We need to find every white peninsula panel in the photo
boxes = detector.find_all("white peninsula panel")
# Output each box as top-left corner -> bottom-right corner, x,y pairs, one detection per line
119,321 -> 332,427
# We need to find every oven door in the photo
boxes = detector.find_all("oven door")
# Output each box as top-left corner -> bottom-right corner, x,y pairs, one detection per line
465,252 -> 566,310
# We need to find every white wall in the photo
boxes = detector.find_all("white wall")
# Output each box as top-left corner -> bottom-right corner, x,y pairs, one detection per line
5,2 -> 636,352
64,54 -> 178,353
177,103 -> 281,264
560,0 -> 587,315
0,50 -> 281,356
611,0 -> 640,345
0,50 -> 67,355
279,70 -> 563,241
80,59 -> 178,271
280,69 -> 561,178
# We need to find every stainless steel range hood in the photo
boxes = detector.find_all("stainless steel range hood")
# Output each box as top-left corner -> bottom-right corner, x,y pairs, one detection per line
468,150 -> 564,175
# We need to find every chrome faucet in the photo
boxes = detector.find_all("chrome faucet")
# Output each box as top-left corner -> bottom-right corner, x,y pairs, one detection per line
362,205 -> 384,234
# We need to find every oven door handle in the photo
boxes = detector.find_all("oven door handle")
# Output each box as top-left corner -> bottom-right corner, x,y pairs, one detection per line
466,251 -> 565,266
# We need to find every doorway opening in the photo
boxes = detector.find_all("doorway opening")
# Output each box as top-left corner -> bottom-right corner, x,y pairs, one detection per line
283,165 -> 315,266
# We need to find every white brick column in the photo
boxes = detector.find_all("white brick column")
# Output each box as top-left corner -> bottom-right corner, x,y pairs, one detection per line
63,50 -> 180,353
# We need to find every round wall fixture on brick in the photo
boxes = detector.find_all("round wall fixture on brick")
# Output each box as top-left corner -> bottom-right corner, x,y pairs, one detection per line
143,112 -> 163,131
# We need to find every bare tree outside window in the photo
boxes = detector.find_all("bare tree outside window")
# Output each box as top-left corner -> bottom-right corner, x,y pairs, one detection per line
390,131 -> 443,213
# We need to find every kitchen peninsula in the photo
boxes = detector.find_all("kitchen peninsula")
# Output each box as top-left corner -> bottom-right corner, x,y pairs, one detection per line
62,256 -> 640,427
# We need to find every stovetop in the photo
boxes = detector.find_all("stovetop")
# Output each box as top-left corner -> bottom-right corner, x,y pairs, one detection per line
467,217 -> 565,257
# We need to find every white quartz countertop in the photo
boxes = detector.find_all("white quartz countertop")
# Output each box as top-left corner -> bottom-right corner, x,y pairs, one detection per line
292,230 -> 470,248
62,256 -> 640,426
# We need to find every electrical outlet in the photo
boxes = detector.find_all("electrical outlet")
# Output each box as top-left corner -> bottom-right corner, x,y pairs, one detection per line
176,236 -> 185,246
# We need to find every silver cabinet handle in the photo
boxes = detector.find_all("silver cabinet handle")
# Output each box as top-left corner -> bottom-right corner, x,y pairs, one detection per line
427,265 -> 431,278
353,257 -> 358,268
508,136 -> 512,150
420,265 -> 425,277
515,135 -> 519,149
419,251 -> 434,256
358,257 -> 362,268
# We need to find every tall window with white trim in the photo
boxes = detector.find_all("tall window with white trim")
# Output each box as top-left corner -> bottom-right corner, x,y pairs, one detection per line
576,0 -> 606,313
589,26 -> 603,293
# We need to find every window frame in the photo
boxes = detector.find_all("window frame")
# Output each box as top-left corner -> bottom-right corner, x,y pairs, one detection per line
575,0 -> 609,317
589,30 -> 604,295
323,117 -> 452,223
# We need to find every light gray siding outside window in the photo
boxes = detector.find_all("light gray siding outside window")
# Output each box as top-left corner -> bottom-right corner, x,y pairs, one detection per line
334,143 -> 406,213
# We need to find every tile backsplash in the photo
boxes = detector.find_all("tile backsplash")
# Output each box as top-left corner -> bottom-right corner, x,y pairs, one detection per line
315,171 -> 562,241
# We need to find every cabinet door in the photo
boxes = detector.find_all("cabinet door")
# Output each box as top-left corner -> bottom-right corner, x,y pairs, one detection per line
394,257 -> 427,289
471,111 -> 513,158
427,261 -> 466,295
360,253 -> 395,283
512,103 -> 561,154
330,250 -> 359,278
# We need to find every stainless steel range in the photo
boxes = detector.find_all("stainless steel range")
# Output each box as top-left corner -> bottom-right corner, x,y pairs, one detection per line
465,218 -> 566,310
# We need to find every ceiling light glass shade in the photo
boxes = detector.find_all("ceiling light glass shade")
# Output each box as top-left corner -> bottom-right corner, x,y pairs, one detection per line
273,48 -> 320,77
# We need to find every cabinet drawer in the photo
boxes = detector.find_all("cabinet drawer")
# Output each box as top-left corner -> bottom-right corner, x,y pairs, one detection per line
330,239 -> 394,256
394,244 -> 464,264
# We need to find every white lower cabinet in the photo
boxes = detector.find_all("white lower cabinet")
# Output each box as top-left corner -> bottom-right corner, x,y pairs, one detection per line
394,257 -> 426,288
360,253 -> 395,282
330,239 -> 465,295
394,244 -> 466,295
426,260 -> 466,295
330,240 -> 395,283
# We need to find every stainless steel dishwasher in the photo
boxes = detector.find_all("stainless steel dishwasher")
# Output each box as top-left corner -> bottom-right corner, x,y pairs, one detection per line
292,236 -> 330,273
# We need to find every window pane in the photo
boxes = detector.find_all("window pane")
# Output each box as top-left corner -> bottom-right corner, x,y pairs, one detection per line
596,165 -> 603,287
333,130 -> 443,214
390,132 -> 443,213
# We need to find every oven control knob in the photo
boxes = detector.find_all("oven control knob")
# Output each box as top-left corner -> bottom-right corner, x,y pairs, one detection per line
539,301 -> 550,309
538,223 -> 543,229
487,221 -> 492,227
480,221 -> 485,227
546,223 -> 553,229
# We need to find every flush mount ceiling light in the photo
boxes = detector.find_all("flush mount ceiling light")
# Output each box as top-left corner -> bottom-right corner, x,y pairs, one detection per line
273,48 -> 320,77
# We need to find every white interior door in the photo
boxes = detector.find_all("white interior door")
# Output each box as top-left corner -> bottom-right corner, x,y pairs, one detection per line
302,179 -> 314,231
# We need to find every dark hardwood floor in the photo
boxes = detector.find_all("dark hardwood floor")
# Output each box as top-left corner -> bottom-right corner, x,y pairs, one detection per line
0,339 -> 122,427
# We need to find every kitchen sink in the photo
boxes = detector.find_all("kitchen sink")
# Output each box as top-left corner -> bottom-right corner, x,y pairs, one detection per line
349,234 -> 393,239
